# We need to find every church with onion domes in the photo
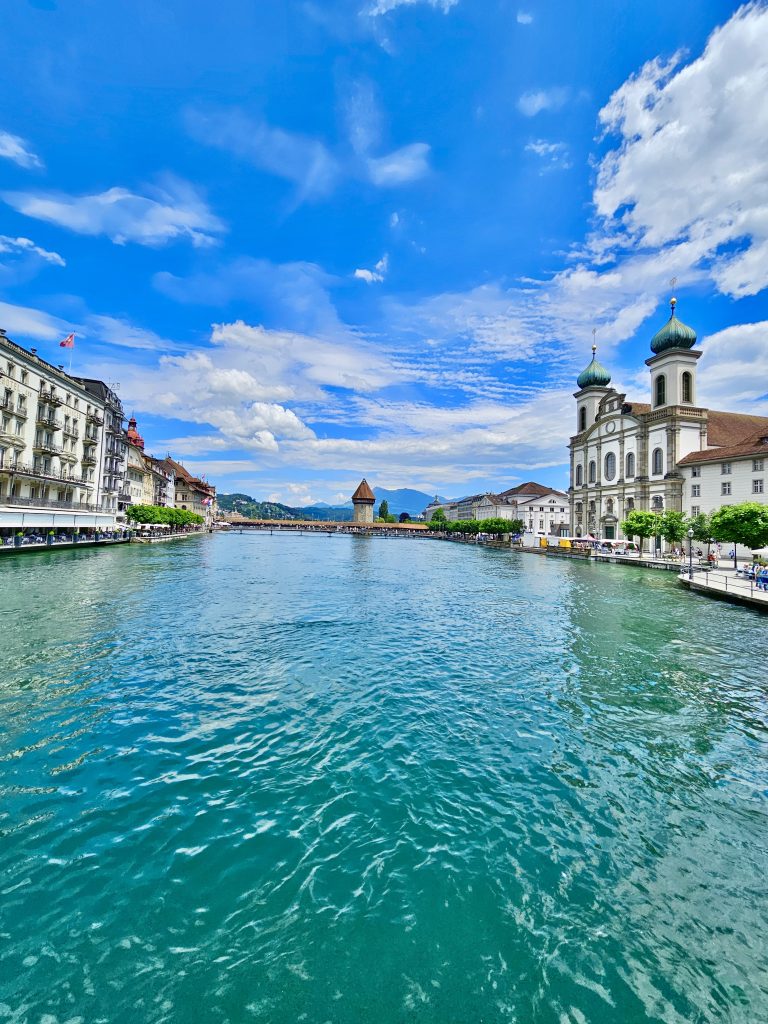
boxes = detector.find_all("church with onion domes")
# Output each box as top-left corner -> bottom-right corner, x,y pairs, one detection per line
568,296 -> 768,544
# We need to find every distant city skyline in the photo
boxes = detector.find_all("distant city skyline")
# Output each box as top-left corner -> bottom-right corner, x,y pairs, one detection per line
1,0 -> 766,505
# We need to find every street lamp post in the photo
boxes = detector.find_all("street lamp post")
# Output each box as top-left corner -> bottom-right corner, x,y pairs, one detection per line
688,527 -> 694,579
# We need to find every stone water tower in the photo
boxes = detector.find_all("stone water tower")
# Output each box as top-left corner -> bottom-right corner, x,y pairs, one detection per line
351,479 -> 376,523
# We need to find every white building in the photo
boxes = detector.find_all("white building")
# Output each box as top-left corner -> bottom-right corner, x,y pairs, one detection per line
0,331 -> 119,538
568,298 -> 768,547
679,430 -> 768,520
424,482 -> 569,534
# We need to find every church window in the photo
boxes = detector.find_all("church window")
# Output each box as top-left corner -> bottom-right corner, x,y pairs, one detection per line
626,497 -> 635,511
588,460 -> 596,484
604,452 -> 616,481
606,498 -> 614,514
655,375 -> 666,407
575,465 -> 583,486
652,448 -> 663,475
682,371 -> 692,403
575,502 -> 583,513
652,495 -> 664,509
579,407 -> 587,432
626,452 -> 635,478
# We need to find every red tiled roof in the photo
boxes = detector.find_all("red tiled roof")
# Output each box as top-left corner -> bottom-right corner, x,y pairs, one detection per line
351,478 -> 376,502
706,410 -> 768,447
678,428 -> 768,465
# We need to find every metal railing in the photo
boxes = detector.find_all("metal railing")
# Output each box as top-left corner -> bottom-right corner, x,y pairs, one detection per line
33,440 -> 63,455
684,567 -> 768,600
86,412 -> 104,426
39,390 -> 63,407
0,461 -> 94,485
1,494 -> 107,512
36,413 -> 63,429
62,424 -> 79,438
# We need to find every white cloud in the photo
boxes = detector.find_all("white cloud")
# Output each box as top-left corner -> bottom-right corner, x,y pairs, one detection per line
0,130 -> 43,169
367,143 -> 431,186
0,300 -> 69,341
517,11 -> 533,25
366,0 -> 459,15
697,321 -> 768,414
524,139 -> 572,171
517,87 -> 572,117
354,254 -> 389,283
594,2 -> 768,298
0,235 -> 64,266
2,178 -> 224,248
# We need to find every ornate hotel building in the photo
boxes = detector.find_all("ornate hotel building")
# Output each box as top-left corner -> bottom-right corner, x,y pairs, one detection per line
568,299 -> 768,542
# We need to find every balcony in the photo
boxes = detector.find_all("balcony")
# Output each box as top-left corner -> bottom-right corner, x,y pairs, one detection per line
33,439 -> 63,455
62,424 -> 79,439
84,429 -> 99,442
0,426 -> 25,447
14,405 -> 28,420
1,493 -> 107,513
58,450 -> 78,463
0,461 -> 92,486
82,451 -> 98,467
36,412 -> 63,429
39,389 -> 63,408
117,491 -> 132,502
86,411 -> 104,426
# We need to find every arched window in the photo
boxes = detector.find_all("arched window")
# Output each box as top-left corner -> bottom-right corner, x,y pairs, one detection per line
575,464 -> 583,486
652,448 -> 663,475
652,495 -> 664,509
588,460 -> 596,484
604,452 -> 616,481
682,371 -> 692,403
626,452 -> 635,478
579,407 -> 587,432
626,497 -> 635,511
575,501 -> 583,514
655,374 -> 666,407
606,498 -> 614,514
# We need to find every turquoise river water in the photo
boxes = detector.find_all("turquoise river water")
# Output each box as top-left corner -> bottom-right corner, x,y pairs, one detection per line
1,534 -> 767,1023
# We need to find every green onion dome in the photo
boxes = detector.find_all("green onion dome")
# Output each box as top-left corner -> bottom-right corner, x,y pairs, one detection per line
577,345 -> 612,389
650,297 -> 697,354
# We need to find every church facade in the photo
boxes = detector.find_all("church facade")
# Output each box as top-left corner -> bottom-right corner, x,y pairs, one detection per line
568,299 -> 768,544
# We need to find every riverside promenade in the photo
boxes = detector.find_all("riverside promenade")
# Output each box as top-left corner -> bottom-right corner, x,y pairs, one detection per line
678,567 -> 768,612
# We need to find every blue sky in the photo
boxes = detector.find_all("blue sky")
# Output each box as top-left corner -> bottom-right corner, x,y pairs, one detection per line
1,0 -> 767,506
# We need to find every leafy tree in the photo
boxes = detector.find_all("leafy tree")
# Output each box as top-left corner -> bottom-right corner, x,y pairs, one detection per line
659,510 -> 687,550
710,502 -> 768,566
620,509 -> 661,554
377,499 -> 389,521
428,507 -> 447,527
398,512 -> 411,523
686,511 -> 712,560
126,504 -> 204,528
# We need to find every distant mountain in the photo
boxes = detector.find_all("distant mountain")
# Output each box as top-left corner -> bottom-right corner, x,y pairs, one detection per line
218,487 -> 437,522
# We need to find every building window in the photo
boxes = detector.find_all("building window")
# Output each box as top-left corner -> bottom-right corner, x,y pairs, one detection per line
754,479 -> 764,494
652,495 -> 664,509
753,458 -> 764,472
606,498 -> 614,514
626,497 -> 635,511
575,502 -> 582,514
692,466 -> 701,478
691,505 -> 700,517
588,460 -> 596,484
722,481 -> 731,496
655,375 -> 666,407
682,371 -> 692,403
652,448 -> 663,475
626,452 -> 635,478
721,462 -> 731,475
579,407 -> 587,432
575,465 -> 583,486
604,452 -> 616,481
691,484 -> 700,497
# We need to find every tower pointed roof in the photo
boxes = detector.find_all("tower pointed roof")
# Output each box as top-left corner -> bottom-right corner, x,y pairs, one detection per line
650,296 -> 697,354
577,344 -> 611,389
351,478 -> 375,503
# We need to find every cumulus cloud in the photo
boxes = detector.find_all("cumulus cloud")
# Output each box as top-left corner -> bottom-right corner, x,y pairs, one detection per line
354,254 -> 389,283
594,2 -> 768,298
0,130 -> 43,169
517,11 -> 533,24
2,178 -> 225,247
517,87 -> 572,117
697,321 -> 768,414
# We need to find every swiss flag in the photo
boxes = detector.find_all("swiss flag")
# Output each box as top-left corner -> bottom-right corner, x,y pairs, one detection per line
59,333 -> 75,348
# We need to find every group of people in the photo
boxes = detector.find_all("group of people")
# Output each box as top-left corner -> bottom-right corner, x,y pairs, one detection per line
739,562 -> 768,590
